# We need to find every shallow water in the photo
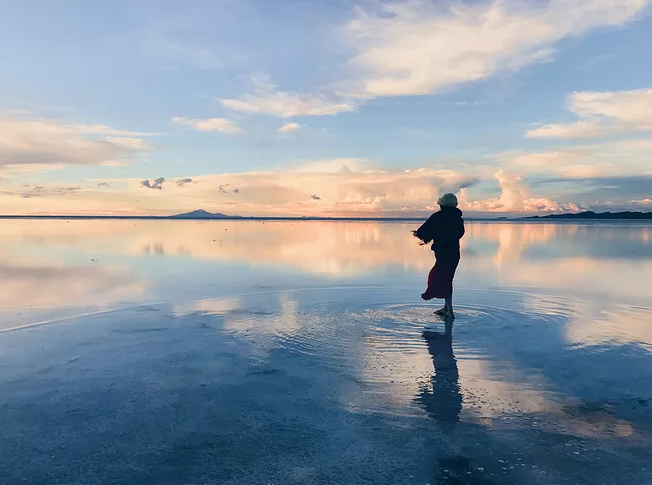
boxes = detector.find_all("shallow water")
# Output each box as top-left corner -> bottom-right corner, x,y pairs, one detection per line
1,220 -> 651,484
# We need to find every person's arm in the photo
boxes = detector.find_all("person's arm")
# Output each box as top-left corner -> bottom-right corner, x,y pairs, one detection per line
413,214 -> 438,245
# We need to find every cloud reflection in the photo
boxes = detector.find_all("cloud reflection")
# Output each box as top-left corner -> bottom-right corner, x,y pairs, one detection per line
1,219 -> 650,348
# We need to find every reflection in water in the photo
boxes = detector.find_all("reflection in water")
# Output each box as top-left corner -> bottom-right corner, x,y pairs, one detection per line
0,220 -> 651,346
1,221 -> 651,484
1,221 -> 650,276
417,320 -> 462,434
0,260 -> 144,330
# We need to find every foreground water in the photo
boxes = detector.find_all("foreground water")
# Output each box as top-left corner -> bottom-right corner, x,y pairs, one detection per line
1,220 -> 651,484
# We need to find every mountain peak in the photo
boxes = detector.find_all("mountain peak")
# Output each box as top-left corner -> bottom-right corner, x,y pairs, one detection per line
170,209 -> 229,219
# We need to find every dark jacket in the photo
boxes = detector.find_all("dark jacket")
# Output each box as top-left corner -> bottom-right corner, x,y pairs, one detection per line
413,207 -> 465,261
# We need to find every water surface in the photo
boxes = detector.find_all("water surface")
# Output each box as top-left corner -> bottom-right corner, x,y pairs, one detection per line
1,220 -> 651,484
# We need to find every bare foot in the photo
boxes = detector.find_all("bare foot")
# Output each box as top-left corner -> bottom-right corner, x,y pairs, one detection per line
435,307 -> 447,316
445,310 -> 455,320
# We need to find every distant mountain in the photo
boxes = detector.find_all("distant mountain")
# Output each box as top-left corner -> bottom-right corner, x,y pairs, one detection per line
524,211 -> 652,220
170,209 -> 232,219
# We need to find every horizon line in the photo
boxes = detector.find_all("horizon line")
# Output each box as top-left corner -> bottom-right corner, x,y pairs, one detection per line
0,214 -> 509,221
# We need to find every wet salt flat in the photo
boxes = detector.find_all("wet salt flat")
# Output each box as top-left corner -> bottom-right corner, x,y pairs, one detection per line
1,220 -> 652,484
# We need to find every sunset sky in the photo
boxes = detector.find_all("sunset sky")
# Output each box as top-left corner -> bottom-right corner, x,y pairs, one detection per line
1,0 -> 652,216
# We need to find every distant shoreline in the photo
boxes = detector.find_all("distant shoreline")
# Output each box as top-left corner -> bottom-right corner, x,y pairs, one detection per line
520,211 -> 652,221
0,212 -> 651,222
0,215 -> 439,222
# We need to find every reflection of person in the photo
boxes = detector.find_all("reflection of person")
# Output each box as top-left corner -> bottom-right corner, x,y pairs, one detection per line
416,321 -> 462,434
413,193 -> 465,319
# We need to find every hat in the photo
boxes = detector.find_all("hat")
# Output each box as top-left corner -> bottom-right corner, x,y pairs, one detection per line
437,193 -> 458,208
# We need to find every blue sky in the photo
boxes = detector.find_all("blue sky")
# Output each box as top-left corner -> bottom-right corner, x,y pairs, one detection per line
1,0 -> 652,216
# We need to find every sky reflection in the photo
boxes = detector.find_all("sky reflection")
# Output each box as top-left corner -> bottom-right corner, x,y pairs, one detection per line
1,220 -> 650,337
2,220 -> 651,483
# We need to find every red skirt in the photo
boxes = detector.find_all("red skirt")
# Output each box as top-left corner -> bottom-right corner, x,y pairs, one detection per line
421,259 -> 459,300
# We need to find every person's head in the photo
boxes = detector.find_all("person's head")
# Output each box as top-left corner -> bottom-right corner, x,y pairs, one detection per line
437,193 -> 458,208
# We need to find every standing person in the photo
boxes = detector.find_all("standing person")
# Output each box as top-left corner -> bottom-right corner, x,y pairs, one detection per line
413,193 -> 465,319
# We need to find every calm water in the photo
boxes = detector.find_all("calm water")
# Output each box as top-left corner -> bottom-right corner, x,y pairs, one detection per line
1,220 -> 651,484
2,220 -> 651,336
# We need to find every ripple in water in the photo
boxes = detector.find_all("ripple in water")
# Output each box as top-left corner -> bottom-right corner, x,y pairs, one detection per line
199,286 -> 652,421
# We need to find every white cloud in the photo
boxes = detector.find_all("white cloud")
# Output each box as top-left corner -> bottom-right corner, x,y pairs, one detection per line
458,170 -> 581,213
527,88 -> 652,138
0,160 -> 479,216
100,160 -> 131,167
288,158 -> 369,173
104,137 -> 152,149
220,76 -> 357,118
490,138 -> 652,178
0,115 -> 151,169
214,0 -> 650,120
171,116 -> 242,134
346,0 -> 650,97
20,185 -> 81,199
68,124 -> 153,137
222,91 -> 355,118
525,121 -> 614,139
278,122 -> 301,133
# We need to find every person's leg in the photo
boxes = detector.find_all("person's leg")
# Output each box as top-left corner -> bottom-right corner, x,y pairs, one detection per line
445,260 -> 459,319
444,296 -> 455,319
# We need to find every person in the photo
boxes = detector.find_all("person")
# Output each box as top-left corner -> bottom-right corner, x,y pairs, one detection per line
413,193 -> 465,319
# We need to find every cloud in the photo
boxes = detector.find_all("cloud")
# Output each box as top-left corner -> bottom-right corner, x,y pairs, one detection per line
527,88 -> 652,138
171,117 -> 242,134
345,0 -> 650,98
631,198 -> 652,205
104,137 -> 152,149
458,170 -> 581,213
491,138 -> 652,179
213,0 -> 649,121
222,92 -> 355,118
289,158 -> 369,174
217,184 -> 240,194
278,122 -> 302,133
0,115 -> 152,169
140,177 -> 165,190
176,178 -> 195,187
534,175 -> 652,205
6,157 -> 645,215
20,185 -> 81,199
97,182 -> 109,188
0,160 -> 481,216
525,121 -> 614,139
221,76 -> 356,118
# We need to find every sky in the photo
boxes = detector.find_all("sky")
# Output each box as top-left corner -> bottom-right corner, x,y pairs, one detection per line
1,0 -> 652,217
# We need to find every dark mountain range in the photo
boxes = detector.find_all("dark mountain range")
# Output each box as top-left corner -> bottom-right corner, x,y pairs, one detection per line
524,211 -> 652,220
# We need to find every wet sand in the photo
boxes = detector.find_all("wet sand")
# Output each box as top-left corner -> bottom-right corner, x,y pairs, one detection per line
1,221 -> 651,484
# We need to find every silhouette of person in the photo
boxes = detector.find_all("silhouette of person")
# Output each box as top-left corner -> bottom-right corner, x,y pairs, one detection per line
416,319 -> 462,435
413,193 -> 465,319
